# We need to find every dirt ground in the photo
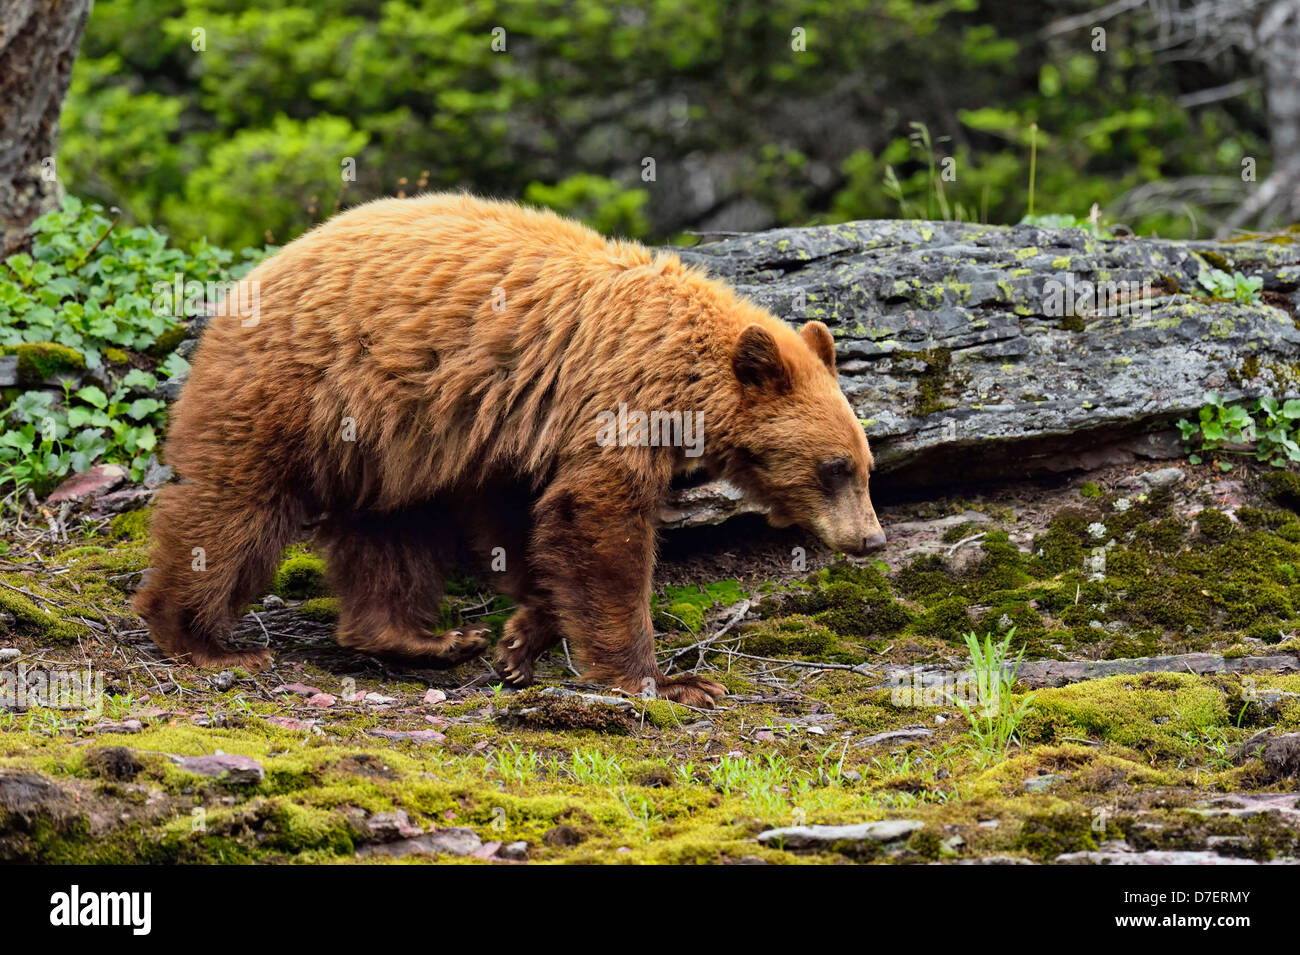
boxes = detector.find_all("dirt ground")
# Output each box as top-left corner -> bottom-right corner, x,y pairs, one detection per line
1,454 -> 1299,864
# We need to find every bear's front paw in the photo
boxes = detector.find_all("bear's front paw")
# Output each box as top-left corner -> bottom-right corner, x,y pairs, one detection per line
656,673 -> 727,709
493,637 -> 536,687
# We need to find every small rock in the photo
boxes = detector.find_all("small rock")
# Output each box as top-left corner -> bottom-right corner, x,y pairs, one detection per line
498,840 -> 529,861
142,460 -> 174,488
155,374 -> 187,402
89,486 -> 155,517
1024,773 -> 1065,793
364,692 -> 398,705
1120,467 -> 1184,491
273,682 -> 321,697
264,716 -> 318,733
857,728 -> 934,747
306,693 -> 336,707
46,464 -> 128,504
757,819 -> 924,849
211,670 -> 236,691
0,648 -> 20,663
356,826 -> 481,859
538,686 -> 635,709
173,753 -> 264,784
261,594 -> 285,610
365,810 -> 425,841
423,688 -> 447,705
91,719 -> 143,734
367,728 -> 445,743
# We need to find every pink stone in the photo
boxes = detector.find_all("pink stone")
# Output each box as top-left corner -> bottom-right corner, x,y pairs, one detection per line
47,464 -> 128,503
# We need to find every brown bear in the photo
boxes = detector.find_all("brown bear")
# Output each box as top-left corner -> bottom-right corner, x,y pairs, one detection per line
134,194 -> 885,707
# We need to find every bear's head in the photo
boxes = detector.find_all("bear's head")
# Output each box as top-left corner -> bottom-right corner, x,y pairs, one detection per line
723,319 -> 885,556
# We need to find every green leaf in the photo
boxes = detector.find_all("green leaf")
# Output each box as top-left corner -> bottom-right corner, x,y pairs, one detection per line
74,385 -> 108,409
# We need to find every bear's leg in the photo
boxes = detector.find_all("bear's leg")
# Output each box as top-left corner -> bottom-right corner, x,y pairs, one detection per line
457,487 -> 564,685
528,470 -> 726,708
319,510 -> 491,664
134,483 -> 300,670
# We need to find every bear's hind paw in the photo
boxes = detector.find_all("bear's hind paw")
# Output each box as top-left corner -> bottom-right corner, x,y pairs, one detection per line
656,673 -> 727,709
178,646 -> 273,672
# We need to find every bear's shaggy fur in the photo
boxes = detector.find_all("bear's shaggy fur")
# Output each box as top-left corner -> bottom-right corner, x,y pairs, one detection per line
135,194 -> 884,706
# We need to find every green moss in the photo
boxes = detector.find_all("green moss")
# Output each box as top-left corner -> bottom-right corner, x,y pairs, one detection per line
0,587 -> 88,643
109,508 -> 150,541
496,687 -> 633,734
145,324 -> 188,358
1,342 -> 85,386
894,347 -> 955,417
656,600 -> 704,633
640,699 -> 688,728
102,346 -> 130,365
1197,508 -> 1234,544
297,597 -> 340,622
1079,481 -> 1102,499
652,580 -> 745,634
1265,471 -> 1300,512
910,596 -> 973,639
1031,510 -> 1090,574
740,616 -> 848,660
272,551 -> 329,599
1014,810 -> 1097,860
1021,673 -> 1230,756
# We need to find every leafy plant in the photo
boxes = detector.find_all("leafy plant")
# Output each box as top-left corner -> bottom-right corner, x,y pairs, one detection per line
0,196 -> 266,500
1177,391 -> 1300,469
1197,267 -> 1263,304
951,628 -> 1034,767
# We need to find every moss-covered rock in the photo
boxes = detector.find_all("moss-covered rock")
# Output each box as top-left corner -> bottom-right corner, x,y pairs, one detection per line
1,342 -> 85,386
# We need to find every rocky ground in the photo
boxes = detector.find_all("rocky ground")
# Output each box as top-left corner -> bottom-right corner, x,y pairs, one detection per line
2,452 -> 1299,865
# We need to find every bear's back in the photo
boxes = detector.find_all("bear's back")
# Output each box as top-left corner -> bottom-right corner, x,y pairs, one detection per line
173,194 -> 725,507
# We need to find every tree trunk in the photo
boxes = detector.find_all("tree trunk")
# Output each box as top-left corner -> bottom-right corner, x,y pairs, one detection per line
0,0 -> 92,256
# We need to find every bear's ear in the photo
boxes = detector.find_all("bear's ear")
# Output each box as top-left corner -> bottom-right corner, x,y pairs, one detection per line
733,324 -> 789,391
800,321 -> 836,373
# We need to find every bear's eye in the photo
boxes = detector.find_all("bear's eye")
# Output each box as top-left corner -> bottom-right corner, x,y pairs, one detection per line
816,456 -> 854,490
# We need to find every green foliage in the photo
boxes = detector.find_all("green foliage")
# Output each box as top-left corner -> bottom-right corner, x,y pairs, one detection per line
1177,391 -> 1300,469
1019,212 -> 1113,239
1197,267 -> 1263,304
0,197 -> 263,498
952,628 -> 1034,767
65,1 -> 1271,243
523,175 -> 650,240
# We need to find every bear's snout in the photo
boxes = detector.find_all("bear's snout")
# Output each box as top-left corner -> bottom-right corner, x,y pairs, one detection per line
838,530 -> 886,556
